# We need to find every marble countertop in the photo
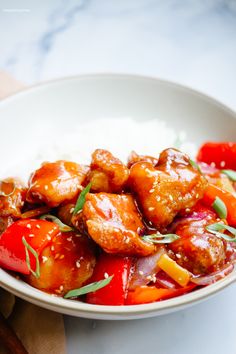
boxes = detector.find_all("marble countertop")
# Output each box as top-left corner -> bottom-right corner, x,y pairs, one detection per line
1,0 -> 236,109
0,1 -> 236,353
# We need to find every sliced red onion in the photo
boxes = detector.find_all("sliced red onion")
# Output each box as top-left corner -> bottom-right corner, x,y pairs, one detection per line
198,162 -> 219,176
155,270 -> 179,289
191,263 -> 234,286
129,246 -> 166,290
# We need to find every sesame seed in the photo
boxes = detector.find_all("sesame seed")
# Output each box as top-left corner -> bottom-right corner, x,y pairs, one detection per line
196,193 -> 199,198
138,270 -> 144,275
70,207 -> 75,214
47,236 -> 51,241
36,224 -> 40,229
210,162 -> 216,168
59,254 -> 65,260
156,196 -> 161,202
76,260 -> 81,268
29,234 -> 34,238
42,256 -> 48,263
185,208 -> 190,212
169,195 -> 173,201
51,245 -> 55,251
26,224 -> 31,229
44,185 -> 48,190
125,236 -> 130,244
149,188 -> 155,193
55,253 -> 60,259
148,207 -> 155,211
104,272 -> 109,279
67,237 -> 72,242
220,161 -> 226,167
59,285 -> 64,292
176,253 -> 181,259
146,274 -> 157,283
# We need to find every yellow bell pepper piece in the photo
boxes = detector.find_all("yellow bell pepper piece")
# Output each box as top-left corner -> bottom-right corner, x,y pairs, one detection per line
157,254 -> 190,287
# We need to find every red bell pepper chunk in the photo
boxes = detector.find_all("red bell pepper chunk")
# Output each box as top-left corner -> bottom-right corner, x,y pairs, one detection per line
86,254 -> 132,305
0,219 -> 59,275
203,184 -> 236,226
197,142 -> 236,170
125,284 -> 196,305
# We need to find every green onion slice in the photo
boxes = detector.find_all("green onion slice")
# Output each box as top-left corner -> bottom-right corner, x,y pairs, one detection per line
142,233 -> 180,244
173,135 -> 183,149
64,275 -> 114,299
206,223 -> 236,242
212,196 -> 227,219
40,214 -> 73,232
22,237 -> 40,278
73,183 -> 92,216
221,169 -> 236,182
189,159 -> 202,173
0,181 -> 16,197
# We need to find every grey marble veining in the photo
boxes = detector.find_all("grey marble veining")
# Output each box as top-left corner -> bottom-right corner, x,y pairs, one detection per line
0,0 -> 236,108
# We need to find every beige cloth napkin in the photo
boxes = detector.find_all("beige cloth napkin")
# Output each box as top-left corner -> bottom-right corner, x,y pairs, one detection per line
0,71 -> 67,354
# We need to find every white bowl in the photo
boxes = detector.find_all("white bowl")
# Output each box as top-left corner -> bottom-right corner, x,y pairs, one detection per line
0,74 -> 235,320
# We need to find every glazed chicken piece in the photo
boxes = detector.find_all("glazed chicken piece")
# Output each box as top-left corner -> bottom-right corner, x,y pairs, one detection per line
82,193 -> 155,256
27,160 -> 89,207
129,148 -> 207,229
127,151 -> 158,168
169,205 -> 227,275
26,231 -> 96,295
0,178 -> 26,218
87,149 -> 129,193
0,216 -> 14,234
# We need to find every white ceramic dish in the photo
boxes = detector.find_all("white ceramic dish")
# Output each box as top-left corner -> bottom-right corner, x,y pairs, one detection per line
0,74 -> 235,320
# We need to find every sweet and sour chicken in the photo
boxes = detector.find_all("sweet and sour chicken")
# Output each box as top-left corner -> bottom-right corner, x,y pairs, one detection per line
0,143 -> 235,305
82,193 -> 155,256
27,160 -> 88,207
129,149 -> 207,229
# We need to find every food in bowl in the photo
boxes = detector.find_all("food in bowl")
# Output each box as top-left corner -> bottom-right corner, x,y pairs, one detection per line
0,142 -> 235,306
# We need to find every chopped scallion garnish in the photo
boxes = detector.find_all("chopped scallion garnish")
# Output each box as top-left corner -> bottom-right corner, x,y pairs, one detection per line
64,275 -> 114,299
142,233 -> 179,244
221,169 -> 236,182
206,223 -> 236,242
189,159 -> 202,173
73,183 -> 92,216
173,135 -> 182,149
212,196 -> 227,219
22,237 -> 40,278
40,214 -> 73,232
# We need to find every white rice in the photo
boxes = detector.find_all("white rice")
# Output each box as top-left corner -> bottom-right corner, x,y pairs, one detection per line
2,118 -> 196,181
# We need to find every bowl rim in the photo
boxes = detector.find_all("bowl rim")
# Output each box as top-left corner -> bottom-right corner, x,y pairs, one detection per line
0,73 -> 236,317
1,72 -> 236,120
1,268 -> 236,316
